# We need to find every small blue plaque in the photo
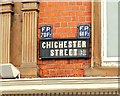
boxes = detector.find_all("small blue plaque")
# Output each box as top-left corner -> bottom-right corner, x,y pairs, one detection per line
78,24 -> 90,39
40,26 -> 52,39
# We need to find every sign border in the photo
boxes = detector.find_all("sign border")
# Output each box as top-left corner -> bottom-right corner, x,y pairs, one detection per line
78,24 -> 91,39
40,25 -> 53,39
40,38 -> 90,59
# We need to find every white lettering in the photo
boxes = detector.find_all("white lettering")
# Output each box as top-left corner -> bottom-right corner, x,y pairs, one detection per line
83,49 -> 86,56
64,41 -> 67,48
82,41 -> 86,48
64,49 -> 68,56
42,42 -> 46,49
51,41 -> 54,48
79,26 -> 84,30
79,31 -> 84,37
73,41 -> 77,48
46,27 -> 51,32
84,26 -> 89,30
42,27 -> 45,32
55,49 -> 59,56
73,49 -> 77,56
59,41 -> 63,48
59,49 -> 63,56
50,50 -> 54,56
46,42 -> 51,48
77,41 -> 81,48
69,49 -> 73,56
68,41 -> 72,48
54,42 -> 58,48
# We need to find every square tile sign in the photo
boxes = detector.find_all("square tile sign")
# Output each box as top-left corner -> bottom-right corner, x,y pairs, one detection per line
40,26 -> 52,39
78,24 -> 90,39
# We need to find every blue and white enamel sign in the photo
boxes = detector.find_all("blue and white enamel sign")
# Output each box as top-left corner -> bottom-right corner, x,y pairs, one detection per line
78,24 -> 90,39
40,26 -> 52,39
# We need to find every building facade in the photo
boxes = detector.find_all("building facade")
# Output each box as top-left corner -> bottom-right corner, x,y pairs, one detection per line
0,0 -> 119,78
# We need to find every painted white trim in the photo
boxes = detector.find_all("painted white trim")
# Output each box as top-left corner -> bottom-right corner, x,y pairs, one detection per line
101,0 -> 119,67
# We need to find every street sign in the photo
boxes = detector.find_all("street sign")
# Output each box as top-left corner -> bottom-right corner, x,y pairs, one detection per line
40,38 -> 90,59
78,24 -> 90,39
40,26 -> 52,39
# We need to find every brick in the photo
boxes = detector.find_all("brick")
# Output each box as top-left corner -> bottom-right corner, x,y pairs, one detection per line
40,70 -> 43,76
69,12 -> 76,17
61,23 -> 67,27
42,65 -> 49,70
67,64 -> 74,69
83,12 -> 91,16
44,18 -> 57,23
79,6 -> 86,11
79,17 -> 85,22
37,60 -> 42,64
47,2 -> 57,6
85,6 -> 91,11
71,6 -> 79,11
39,18 -> 44,22
53,33 -> 61,38
71,28 -> 77,33
72,59 -> 78,63
82,2 -> 91,6
64,6 -> 72,11
42,70 -> 49,75
47,12 -> 55,17
77,59 -> 85,63
76,2 -> 82,5
57,6 -> 65,11
86,16 -> 91,21
51,6 -> 57,11
53,28 -> 57,33
49,69 -> 57,75
57,28 -> 65,32
68,32 -> 76,38
63,17 -> 71,22
60,33 -> 68,38
65,69 -> 71,74
54,23 -> 61,27
39,13 -> 47,17
85,59 -> 91,63
76,12 -> 83,16
40,7 -> 45,12
55,60 -> 63,64
61,2 -> 69,6
71,17 -> 79,21
57,17 -> 63,22
78,70 -> 84,75
69,2 -> 76,5
65,28 -> 71,32
55,12 -> 61,17
74,63 -> 85,69
56,69 -> 65,75
42,60 -> 49,64
40,65 -> 46,69
40,2 -> 47,7
67,22 -> 77,27
61,12 -> 70,16
44,6 -> 52,12
63,60 -> 69,64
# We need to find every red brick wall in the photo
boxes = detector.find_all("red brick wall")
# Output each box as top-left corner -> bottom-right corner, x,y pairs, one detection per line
38,2 -> 91,78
